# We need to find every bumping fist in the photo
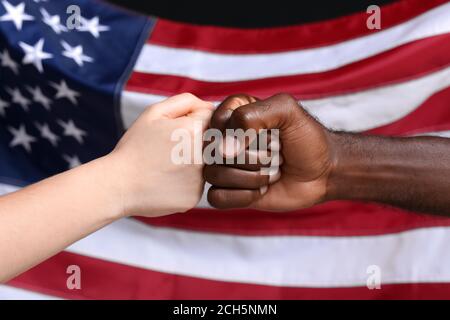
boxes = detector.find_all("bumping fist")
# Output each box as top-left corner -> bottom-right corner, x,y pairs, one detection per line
204,93 -> 334,211
110,93 -> 213,217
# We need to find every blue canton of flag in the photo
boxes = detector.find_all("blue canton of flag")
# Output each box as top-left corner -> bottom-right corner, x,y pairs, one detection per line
0,0 -> 152,187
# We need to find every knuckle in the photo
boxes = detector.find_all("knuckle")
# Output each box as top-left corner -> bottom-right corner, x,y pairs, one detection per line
142,105 -> 156,117
231,107 -> 252,127
220,94 -> 255,109
272,93 -> 303,120
142,105 -> 161,122
223,94 -> 258,108
178,92 -> 199,103
274,93 -> 297,106
227,94 -> 250,105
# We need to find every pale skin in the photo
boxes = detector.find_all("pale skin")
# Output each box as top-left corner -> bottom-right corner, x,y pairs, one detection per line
0,93 -> 213,282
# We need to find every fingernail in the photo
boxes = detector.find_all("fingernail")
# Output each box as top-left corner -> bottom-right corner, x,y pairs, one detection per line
269,167 -> 281,184
269,140 -> 281,152
260,185 -> 268,195
270,154 -> 283,166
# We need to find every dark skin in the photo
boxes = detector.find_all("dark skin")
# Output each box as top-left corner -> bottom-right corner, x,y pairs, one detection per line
204,93 -> 450,215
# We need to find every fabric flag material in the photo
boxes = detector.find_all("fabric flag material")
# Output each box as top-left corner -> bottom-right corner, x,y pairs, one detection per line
0,0 -> 450,299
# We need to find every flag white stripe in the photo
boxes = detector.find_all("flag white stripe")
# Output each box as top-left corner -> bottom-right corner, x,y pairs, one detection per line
64,218 -> 450,287
121,66 -> 450,131
134,3 -> 450,82
302,67 -> 450,131
0,183 -> 18,192
0,284 -> 60,300
0,182 -> 19,195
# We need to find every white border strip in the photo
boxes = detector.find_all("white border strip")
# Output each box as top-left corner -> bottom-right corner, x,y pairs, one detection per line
134,3 -> 450,81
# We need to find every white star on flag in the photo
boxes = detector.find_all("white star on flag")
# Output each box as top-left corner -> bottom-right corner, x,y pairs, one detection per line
0,1 -> 34,31
78,16 -> 109,38
40,8 -> 67,34
26,86 -> 52,110
35,122 -> 59,146
8,124 -> 36,153
0,49 -> 19,74
6,87 -> 30,111
19,38 -> 53,73
57,119 -> 87,144
0,97 -> 9,117
61,41 -> 93,66
50,80 -> 79,105
63,154 -> 82,169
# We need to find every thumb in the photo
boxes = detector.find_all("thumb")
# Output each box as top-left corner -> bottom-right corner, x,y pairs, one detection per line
210,94 -> 259,131
226,93 -> 303,133
218,94 -> 303,158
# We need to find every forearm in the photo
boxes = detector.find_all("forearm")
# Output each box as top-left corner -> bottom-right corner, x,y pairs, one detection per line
326,133 -> 450,215
0,156 -> 123,282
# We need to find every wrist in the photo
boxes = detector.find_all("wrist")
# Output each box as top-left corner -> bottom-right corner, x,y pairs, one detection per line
325,131 -> 369,202
93,153 -> 131,220
324,132 -> 404,203
323,131 -> 342,202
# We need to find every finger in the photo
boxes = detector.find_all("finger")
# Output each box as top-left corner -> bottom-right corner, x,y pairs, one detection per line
226,149 -> 267,171
218,134 -> 245,159
211,95 -> 256,159
207,187 -> 261,209
204,165 -> 269,189
146,93 -> 214,120
218,131 -> 282,163
226,93 -> 302,132
223,149 -> 283,171
210,94 -> 258,131
203,140 -> 280,170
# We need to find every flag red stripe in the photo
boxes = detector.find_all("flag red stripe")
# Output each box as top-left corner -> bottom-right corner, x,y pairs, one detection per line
149,0 -> 447,53
139,201 -> 450,237
127,34 -> 450,100
9,251 -> 450,299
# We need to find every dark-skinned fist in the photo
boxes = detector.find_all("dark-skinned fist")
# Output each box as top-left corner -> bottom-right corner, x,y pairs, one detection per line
204,93 -> 334,211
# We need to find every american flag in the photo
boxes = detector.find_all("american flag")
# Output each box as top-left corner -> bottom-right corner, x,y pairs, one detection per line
0,0 -> 450,299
